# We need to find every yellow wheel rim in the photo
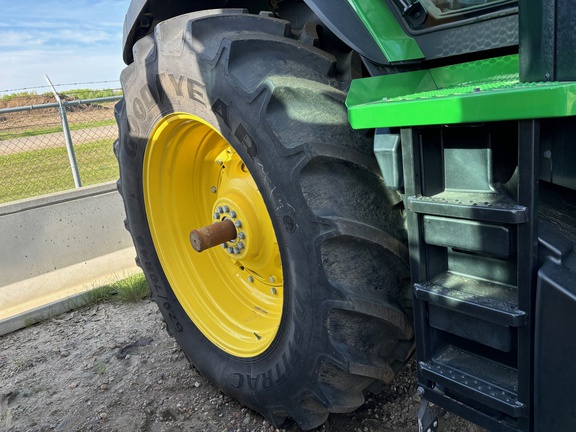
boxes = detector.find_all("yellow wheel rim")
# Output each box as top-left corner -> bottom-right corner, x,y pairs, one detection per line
143,113 -> 283,357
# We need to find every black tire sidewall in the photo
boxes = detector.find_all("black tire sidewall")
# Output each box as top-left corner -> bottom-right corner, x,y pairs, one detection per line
118,56 -> 324,411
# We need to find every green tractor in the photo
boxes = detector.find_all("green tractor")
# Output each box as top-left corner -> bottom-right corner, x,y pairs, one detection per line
115,1 -> 576,430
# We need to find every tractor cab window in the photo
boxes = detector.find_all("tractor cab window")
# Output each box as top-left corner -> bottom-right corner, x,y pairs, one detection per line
394,0 -> 517,31
421,0 -> 510,18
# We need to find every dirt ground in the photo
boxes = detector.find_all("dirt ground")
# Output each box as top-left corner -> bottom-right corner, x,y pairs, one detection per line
0,299 -> 487,432
0,96 -> 116,132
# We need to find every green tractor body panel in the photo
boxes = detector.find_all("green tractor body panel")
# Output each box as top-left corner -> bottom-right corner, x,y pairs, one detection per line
346,55 -> 576,128
346,0 -> 424,62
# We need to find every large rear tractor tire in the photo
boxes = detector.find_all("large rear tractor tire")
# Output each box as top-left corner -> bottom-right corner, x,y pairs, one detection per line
115,9 -> 413,430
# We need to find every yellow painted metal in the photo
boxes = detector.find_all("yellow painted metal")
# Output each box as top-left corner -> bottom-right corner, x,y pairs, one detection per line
143,113 -> 283,357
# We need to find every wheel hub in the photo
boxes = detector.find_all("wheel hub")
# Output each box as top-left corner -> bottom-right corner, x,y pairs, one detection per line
211,199 -> 253,260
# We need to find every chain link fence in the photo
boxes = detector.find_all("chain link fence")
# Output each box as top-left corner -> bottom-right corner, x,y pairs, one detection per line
0,87 -> 122,204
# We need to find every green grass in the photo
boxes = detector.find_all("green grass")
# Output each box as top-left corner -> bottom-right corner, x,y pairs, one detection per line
0,118 -> 116,141
93,362 -> 108,375
82,273 -> 150,305
0,138 -> 119,203
1,88 -> 122,102
65,88 -> 122,99
110,273 -> 150,302
1,90 -> 47,101
1,91 -> 42,100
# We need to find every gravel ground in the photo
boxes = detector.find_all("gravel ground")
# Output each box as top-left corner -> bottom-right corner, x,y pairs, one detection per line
0,300 -> 486,432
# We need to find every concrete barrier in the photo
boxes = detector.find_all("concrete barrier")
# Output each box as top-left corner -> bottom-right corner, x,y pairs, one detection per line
0,182 -> 140,335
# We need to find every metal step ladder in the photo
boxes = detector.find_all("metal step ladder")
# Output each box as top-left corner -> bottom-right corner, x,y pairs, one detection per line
402,120 -> 539,431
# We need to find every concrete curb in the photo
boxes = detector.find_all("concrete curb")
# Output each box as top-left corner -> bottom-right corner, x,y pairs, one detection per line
0,182 -> 139,335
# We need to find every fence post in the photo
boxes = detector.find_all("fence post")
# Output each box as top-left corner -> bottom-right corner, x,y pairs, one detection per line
45,75 -> 82,188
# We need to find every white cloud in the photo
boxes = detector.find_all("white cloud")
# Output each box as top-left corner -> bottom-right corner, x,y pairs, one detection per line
0,31 -> 47,48
0,0 -> 129,91
2,48 -> 124,90
0,23 -> 122,49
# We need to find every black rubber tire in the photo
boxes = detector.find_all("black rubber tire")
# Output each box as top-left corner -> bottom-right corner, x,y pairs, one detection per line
115,9 -> 413,430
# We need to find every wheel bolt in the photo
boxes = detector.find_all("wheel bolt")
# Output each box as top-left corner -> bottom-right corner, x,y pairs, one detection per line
237,241 -> 245,250
227,247 -> 234,254
217,206 -> 224,213
238,232 -> 245,239
213,212 -> 220,220
235,220 -> 242,228
234,247 -> 241,254
229,210 -> 237,218
223,205 -> 230,213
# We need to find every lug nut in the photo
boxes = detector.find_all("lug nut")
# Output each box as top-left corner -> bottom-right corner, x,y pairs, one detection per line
216,159 -> 223,165
227,247 -> 234,254
269,276 -> 276,283
210,186 -> 217,193
247,276 -> 254,283
223,205 -> 230,213
237,241 -> 245,250
229,210 -> 237,218
270,288 -> 277,295
213,212 -> 220,220
235,220 -> 242,228
217,206 -> 224,213
221,243 -> 228,249
238,232 -> 245,239
234,247 -> 241,254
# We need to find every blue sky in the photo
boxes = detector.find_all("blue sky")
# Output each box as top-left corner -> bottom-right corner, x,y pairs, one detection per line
0,0 -> 129,94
